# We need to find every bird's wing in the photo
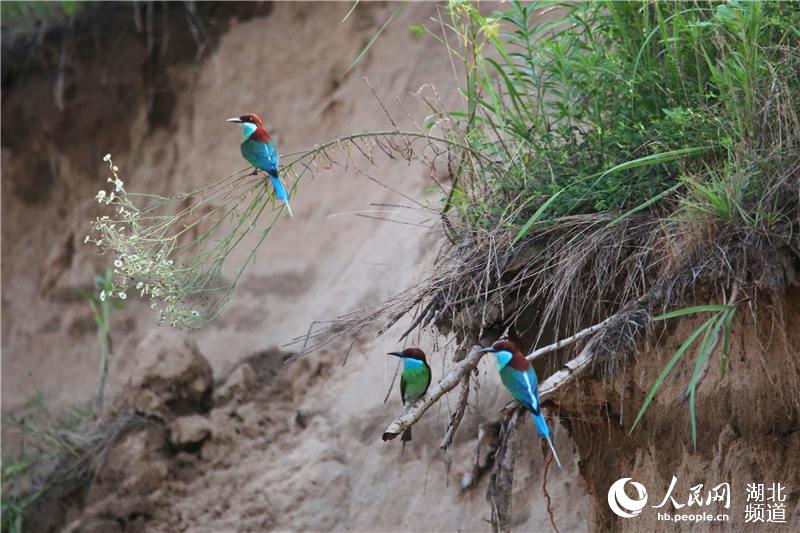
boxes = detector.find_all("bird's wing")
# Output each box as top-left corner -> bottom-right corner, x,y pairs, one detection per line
423,362 -> 432,395
242,140 -> 279,177
521,369 -> 541,414
400,372 -> 407,405
502,368 -> 540,414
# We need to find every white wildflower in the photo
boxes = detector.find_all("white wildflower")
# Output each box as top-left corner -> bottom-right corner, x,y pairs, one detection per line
114,259 -> 123,268
100,290 -> 106,301
118,291 -> 127,300
96,190 -> 106,202
103,154 -> 111,162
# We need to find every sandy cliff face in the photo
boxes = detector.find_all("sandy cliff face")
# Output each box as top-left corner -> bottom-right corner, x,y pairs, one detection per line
2,4 -> 586,532
558,293 -> 800,532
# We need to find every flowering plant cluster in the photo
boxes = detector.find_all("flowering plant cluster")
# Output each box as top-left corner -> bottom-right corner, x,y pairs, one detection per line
86,154 -> 276,328
85,129 -> 450,328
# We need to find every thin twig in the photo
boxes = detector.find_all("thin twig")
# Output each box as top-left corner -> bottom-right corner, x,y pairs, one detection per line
439,375 -> 471,450
488,406 -> 522,533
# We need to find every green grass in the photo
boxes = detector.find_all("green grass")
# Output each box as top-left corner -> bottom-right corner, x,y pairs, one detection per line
1,396 -> 94,533
434,0 -> 798,232
629,304 -> 738,448
78,270 -> 124,410
1,397 -> 144,532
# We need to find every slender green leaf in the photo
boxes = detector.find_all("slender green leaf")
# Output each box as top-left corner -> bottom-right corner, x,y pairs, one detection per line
719,306 -> 737,375
653,304 -> 730,321
596,146 -> 715,182
630,316 -> 715,433
688,312 -> 726,448
511,187 -> 568,245
343,4 -> 405,76
605,183 -> 683,228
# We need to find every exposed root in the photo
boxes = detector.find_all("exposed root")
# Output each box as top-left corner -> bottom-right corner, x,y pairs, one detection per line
543,453 -> 560,533
487,406 -> 522,533
439,374 -> 471,450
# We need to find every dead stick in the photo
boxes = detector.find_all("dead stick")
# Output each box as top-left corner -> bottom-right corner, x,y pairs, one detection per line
539,337 -> 599,400
440,375 -> 471,450
527,314 -> 617,362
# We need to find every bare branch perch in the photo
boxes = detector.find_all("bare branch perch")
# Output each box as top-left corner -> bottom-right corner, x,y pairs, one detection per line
382,325 -> 613,442
382,344 -> 488,441
539,336 -> 599,400
527,313 -> 617,362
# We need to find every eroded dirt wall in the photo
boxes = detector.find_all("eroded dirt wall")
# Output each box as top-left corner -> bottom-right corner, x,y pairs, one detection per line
551,288 -> 800,531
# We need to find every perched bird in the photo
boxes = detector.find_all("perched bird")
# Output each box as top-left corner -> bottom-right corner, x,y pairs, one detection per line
481,340 -> 562,469
227,113 -> 293,217
387,348 -> 432,442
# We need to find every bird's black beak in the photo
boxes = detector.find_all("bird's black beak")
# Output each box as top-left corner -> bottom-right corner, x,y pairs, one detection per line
387,351 -> 404,358
479,347 -> 496,353
226,117 -> 243,124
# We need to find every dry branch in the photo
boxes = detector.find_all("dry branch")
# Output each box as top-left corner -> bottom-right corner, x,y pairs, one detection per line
539,336 -> 599,400
382,344 -> 489,441
439,375 -> 471,450
527,313 -> 617,361
382,314 -> 623,442
487,407 -> 522,533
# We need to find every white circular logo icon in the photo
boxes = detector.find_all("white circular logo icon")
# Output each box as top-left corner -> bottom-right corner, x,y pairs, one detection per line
608,478 -> 648,518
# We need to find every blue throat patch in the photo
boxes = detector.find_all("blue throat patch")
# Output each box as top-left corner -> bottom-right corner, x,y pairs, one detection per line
239,122 -> 258,141
403,358 -> 424,370
495,350 -> 513,370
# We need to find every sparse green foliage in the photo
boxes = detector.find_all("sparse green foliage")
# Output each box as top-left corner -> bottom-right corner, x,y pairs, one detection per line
78,270 -> 124,409
0,1 -> 83,33
439,0 -> 799,233
409,24 -> 425,39
1,396 -> 94,533
630,304 -> 738,448
87,132 -> 469,329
